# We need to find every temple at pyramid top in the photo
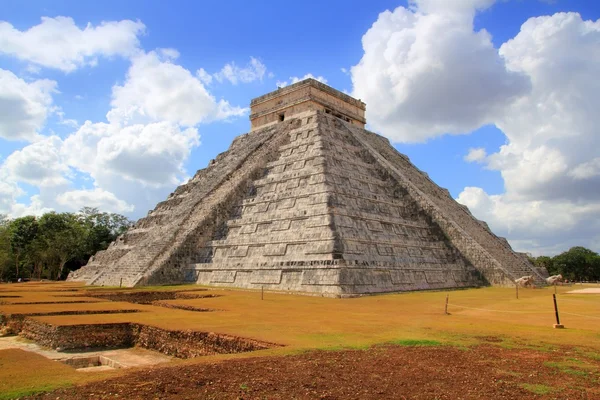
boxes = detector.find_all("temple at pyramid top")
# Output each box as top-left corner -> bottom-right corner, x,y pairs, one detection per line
249,78 -> 366,130
69,79 -> 547,296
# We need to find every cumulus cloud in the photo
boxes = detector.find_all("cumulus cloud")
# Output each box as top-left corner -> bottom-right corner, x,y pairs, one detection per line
0,43 -> 249,218
457,187 -> 600,255
490,12 -> 600,202
8,195 -> 54,218
1,136 -> 69,187
63,121 -> 200,188
0,178 -> 25,215
56,49 -> 249,215
56,188 -> 134,213
0,68 -> 56,141
351,0 -> 529,142
276,73 -> 328,88
0,119 -> 197,217
59,119 -> 200,215
464,147 -> 487,163
456,12 -> 600,254
108,50 -> 246,126
0,164 -> 54,217
213,57 -> 267,85
350,3 -> 600,254
0,16 -> 145,72
570,158 -> 600,180
97,123 -> 199,186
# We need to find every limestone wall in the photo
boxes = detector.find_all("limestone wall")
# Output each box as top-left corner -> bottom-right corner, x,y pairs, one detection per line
20,319 -> 278,357
250,79 -> 366,130
345,123 -> 545,286
71,107 -> 541,295
189,111 -> 483,296
69,120 -> 299,287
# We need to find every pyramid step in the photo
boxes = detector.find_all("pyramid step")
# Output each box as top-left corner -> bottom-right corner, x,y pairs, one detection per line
70,79 -> 545,294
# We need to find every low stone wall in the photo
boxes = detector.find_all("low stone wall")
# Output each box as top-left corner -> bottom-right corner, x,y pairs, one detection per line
135,325 -> 274,358
21,320 -> 135,350
19,318 -> 280,357
0,310 -> 139,336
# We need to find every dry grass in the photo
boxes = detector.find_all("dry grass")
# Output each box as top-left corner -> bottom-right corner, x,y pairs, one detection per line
1,281 -> 599,397
0,349 -> 85,399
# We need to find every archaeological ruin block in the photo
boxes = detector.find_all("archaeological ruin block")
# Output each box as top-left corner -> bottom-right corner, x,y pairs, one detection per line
68,78 -> 547,296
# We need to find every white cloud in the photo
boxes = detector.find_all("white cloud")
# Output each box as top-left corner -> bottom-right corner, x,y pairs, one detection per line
157,47 -> 179,60
454,12 -> 600,255
0,16 -> 145,72
348,3 -> 600,254
196,68 -> 213,85
464,147 -> 487,163
350,1 -> 529,142
0,178 -> 24,215
276,73 -> 328,88
0,68 -> 56,141
570,158 -> 600,180
1,45 -> 249,218
213,57 -> 267,85
457,187 -> 600,255
96,122 -> 200,187
0,164 -> 54,218
63,120 -> 200,188
58,50 -> 233,214
56,188 -> 134,213
108,50 -> 246,126
489,12 -> 600,202
8,195 -> 54,218
1,136 -> 69,187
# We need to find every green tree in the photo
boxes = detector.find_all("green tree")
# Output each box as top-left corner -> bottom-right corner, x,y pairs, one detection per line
552,247 -> 600,282
0,215 -> 14,281
72,208 -> 133,272
37,213 -> 84,280
0,210 -> 133,281
27,234 -> 53,280
8,216 -> 38,279
532,255 -> 556,275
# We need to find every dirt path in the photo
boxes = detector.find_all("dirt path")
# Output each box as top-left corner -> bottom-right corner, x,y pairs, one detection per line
28,344 -> 599,399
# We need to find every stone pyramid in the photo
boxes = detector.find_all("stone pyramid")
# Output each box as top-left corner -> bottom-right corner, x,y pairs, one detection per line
69,79 -> 546,296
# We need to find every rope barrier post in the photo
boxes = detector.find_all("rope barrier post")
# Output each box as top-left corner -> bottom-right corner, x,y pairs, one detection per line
444,294 -> 449,315
515,283 -> 519,299
261,285 -> 264,301
120,278 -> 122,288
553,293 -> 564,329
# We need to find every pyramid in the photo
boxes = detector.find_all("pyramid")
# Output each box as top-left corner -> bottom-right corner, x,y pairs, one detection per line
69,79 -> 547,296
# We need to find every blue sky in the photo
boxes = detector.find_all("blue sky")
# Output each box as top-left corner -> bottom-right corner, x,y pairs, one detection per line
0,0 -> 599,255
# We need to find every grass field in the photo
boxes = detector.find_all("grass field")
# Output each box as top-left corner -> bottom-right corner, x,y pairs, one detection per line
1,282 -> 599,398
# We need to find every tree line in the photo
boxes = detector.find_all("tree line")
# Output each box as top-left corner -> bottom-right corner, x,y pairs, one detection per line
0,207 -> 133,282
529,246 -> 600,282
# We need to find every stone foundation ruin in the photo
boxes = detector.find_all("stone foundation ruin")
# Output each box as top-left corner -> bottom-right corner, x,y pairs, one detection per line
19,319 -> 277,358
69,79 -> 547,295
